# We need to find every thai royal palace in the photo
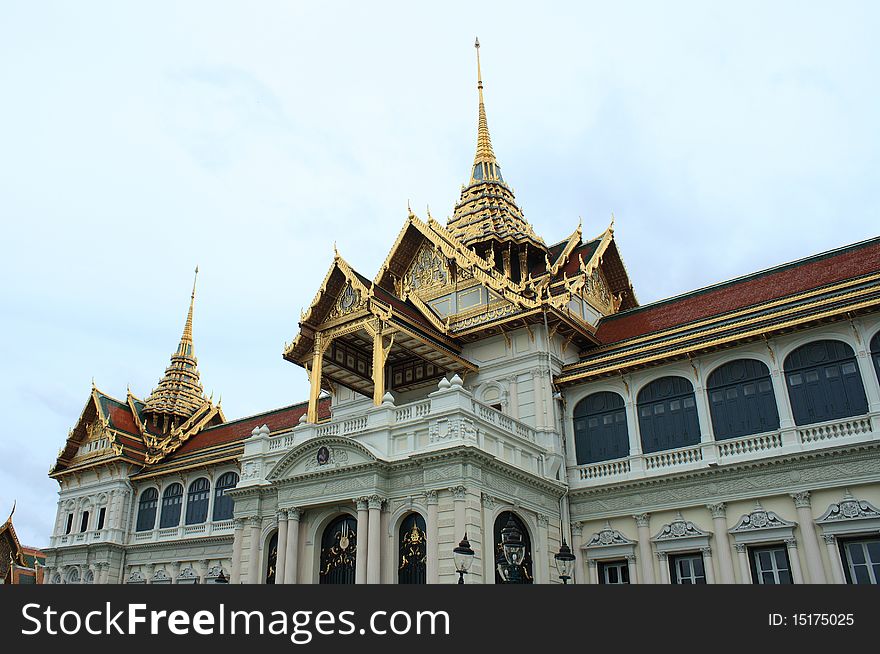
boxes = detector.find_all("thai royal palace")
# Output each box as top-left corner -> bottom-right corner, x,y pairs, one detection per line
42,42 -> 880,586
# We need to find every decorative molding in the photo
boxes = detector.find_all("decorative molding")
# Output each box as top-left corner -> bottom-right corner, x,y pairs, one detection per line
652,513 -> 709,541
706,503 -> 727,519
817,490 -> 880,523
356,497 -> 370,511
633,513 -> 650,528
571,521 -> 584,537
448,485 -> 467,501
790,491 -> 812,509
480,493 -> 494,509
586,521 -> 635,548
425,490 -> 439,506
729,502 -> 796,533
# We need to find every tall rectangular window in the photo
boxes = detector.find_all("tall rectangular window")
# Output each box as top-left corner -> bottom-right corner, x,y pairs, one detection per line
669,552 -> 706,584
839,537 -> 880,584
598,560 -> 630,584
65,513 -> 73,535
749,545 -> 792,584
97,507 -> 106,530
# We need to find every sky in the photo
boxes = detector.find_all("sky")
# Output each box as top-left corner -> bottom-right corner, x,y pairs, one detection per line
1,1 -> 878,548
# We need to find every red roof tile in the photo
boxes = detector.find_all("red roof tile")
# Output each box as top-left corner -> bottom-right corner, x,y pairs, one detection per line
595,237 -> 880,345
164,397 -> 332,459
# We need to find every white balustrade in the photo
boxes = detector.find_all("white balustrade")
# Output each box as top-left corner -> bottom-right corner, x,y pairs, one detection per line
797,416 -> 873,444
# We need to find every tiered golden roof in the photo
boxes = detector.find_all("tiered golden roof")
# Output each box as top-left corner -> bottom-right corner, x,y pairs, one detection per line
447,38 -> 545,253
142,267 -> 209,431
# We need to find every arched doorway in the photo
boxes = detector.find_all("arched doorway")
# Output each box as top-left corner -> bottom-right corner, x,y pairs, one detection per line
494,511 -> 533,584
398,512 -> 427,584
319,515 -> 357,584
265,531 -> 278,584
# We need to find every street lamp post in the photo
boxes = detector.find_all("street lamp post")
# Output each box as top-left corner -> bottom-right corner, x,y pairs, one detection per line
453,533 -> 475,584
500,516 -> 526,584
554,540 -> 576,584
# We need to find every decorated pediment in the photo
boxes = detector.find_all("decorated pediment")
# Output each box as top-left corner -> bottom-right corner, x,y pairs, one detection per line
730,502 -> 796,533
585,522 -> 635,548
652,512 -> 711,542
817,491 -> 880,524
266,437 -> 381,481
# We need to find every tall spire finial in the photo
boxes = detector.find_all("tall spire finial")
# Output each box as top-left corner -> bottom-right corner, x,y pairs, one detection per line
181,266 -> 198,345
472,36 -> 497,177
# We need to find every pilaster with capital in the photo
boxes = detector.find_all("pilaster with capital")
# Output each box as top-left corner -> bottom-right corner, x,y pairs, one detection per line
275,509 -> 289,584
246,516 -> 262,584
231,517 -> 245,584
284,508 -> 302,584
734,543 -> 751,584
821,534 -> 846,584
785,538 -> 805,584
425,491 -> 439,584
480,493 -> 495,583
655,552 -> 669,584
706,503 -> 736,584
367,496 -> 385,584
633,513 -> 656,584
355,497 -> 369,584
571,521 -> 584,584
626,554 -> 639,584
790,491 -> 827,583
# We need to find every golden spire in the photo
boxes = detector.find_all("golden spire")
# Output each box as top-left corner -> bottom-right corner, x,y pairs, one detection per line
473,37 -> 497,170
448,38 -> 546,253
180,265 -> 198,350
143,267 -> 209,430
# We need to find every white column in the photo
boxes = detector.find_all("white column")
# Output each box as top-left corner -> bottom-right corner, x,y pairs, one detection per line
480,493 -> 494,583
450,486 -> 467,543
246,516 -> 262,584
822,534 -> 846,584
275,509 -> 288,584
171,562 -> 181,585
855,344 -> 880,412
735,544 -> 751,583
198,559 -> 210,585
633,513 -> 655,584
626,554 -> 639,584
587,559 -> 598,584
791,492 -> 827,583
707,503 -> 736,584
427,492 -> 439,584
701,548 -> 716,584
231,518 -> 244,584
766,346 -> 796,429
786,538 -> 805,584
656,553 -> 669,584
508,376 -> 520,419
355,498 -> 369,584
144,564 -> 154,585
367,496 -> 383,584
532,368 -> 546,429
284,509 -> 301,584
571,522 -> 584,584
537,513 -> 550,584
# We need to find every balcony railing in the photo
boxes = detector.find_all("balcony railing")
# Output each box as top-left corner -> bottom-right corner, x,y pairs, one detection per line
571,412 -> 878,488
250,379 -> 548,483
128,519 -> 235,545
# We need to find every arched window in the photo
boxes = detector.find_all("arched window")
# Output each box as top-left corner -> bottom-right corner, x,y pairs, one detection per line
159,483 -> 183,528
185,478 -> 210,525
398,513 -> 427,584
573,392 -> 629,464
637,376 -> 701,453
493,511 -> 533,584
265,532 -> 278,584
213,472 -> 239,521
320,515 -> 357,584
784,340 -> 868,426
871,331 -> 880,384
84,569 -> 95,584
66,568 -> 81,584
135,488 -> 158,532
707,359 -> 780,440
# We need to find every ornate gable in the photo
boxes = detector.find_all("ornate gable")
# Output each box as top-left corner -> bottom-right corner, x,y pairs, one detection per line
266,437 -> 381,482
